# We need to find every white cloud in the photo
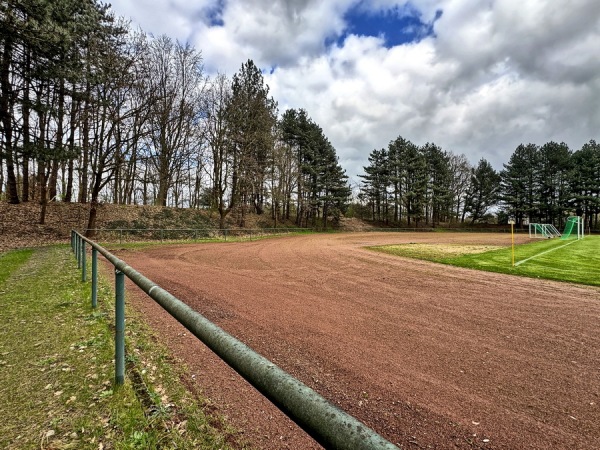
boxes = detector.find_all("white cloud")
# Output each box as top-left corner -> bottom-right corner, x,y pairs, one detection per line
107,0 -> 600,180
191,0 -> 354,73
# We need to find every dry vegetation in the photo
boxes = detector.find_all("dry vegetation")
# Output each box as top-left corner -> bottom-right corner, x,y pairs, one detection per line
371,243 -> 504,259
0,201 -> 379,253
0,202 -> 219,252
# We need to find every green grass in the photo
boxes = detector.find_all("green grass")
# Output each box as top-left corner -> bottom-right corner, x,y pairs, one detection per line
0,246 -> 239,450
0,248 -> 33,284
370,236 -> 600,286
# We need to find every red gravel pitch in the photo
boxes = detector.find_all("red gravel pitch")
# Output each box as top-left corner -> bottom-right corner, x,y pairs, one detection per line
114,232 -> 600,449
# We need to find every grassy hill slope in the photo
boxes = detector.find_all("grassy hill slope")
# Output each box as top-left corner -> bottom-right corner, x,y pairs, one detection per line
0,202 -> 220,252
0,201 -> 379,252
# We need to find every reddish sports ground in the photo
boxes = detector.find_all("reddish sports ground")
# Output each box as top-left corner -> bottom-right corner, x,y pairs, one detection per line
115,232 -> 600,449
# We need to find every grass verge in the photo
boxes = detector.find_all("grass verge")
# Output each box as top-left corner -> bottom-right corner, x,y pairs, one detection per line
0,246 -> 238,450
370,235 -> 600,286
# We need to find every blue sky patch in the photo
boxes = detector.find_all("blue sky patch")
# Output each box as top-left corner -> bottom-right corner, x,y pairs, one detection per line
340,3 -> 442,48
203,0 -> 225,26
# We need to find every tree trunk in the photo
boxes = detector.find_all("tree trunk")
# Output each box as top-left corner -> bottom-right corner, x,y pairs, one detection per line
142,164 -> 149,205
156,137 -> 170,206
49,78 -> 65,201
21,49 -> 32,202
38,161 -> 48,224
86,199 -> 98,238
37,100 -> 49,224
124,146 -> 137,204
65,96 -> 78,202
79,85 -> 90,203
48,160 -> 59,201
86,169 -> 105,238
239,196 -> 246,227
0,37 -> 19,204
219,209 -> 227,230
113,152 -> 121,204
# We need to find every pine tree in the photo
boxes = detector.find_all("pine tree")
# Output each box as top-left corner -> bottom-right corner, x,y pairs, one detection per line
570,140 -> 600,229
464,158 -> 500,224
422,142 -> 452,225
360,148 -> 389,222
280,108 -> 349,227
388,136 -> 414,223
538,141 -> 572,226
500,143 -> 540,226
403,144 -> 427,226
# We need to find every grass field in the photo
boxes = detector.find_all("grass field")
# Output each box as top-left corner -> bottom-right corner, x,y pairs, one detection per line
370,235 -> 600,286
0,246 -> 236,450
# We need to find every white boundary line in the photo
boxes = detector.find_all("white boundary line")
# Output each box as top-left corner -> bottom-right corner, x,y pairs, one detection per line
514,239 -> 579,267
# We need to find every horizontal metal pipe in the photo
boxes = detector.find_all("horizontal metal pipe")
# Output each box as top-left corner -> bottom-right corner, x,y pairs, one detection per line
74,232 -> 397,450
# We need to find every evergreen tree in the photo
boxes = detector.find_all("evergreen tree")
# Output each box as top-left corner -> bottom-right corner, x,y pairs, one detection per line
570,140 -> 600,229
280,108 -> 349,227
387,135 -> 419,224
318,141 -> 351,228
280,108 -> 313,225
226,59 -> 277,225
464,158 -> 500,223
500,143 -> 540,226
422,142 -> 452,225
359,148 -> 389,222
404,144 -> 427,226
538,141 -> 572,226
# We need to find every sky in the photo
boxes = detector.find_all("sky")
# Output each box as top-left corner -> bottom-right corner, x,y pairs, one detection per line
107,0 -> 600,187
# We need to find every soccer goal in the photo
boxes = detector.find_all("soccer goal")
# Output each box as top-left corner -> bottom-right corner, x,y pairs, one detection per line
560,216 -> 584,240
529,223 -> 562,239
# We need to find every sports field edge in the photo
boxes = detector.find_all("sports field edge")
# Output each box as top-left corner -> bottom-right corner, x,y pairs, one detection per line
368,235 -> 600,287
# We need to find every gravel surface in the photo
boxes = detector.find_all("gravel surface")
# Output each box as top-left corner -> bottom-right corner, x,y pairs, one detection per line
114,232 -> 600,449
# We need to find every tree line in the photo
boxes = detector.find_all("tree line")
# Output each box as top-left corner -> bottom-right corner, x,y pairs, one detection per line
359,137 -> 600,229
0,0 -> 350,234
2,1 -> 599,233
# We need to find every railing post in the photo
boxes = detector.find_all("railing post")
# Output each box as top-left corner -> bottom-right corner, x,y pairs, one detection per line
92,248 -> 98,309
115,269 -> 125,385
81,240 -> 87,282
76,235 -> 81,269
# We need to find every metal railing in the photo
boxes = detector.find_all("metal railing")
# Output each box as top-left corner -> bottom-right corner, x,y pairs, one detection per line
70,230 -> 398,450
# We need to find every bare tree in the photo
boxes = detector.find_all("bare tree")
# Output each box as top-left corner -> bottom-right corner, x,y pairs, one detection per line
448,153 -> 472,223
202,73 -> 233,228
141,35 -> 205,206
269,129 -> 297,226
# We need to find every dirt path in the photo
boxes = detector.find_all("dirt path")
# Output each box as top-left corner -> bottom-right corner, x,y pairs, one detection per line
114,233 -> 600,449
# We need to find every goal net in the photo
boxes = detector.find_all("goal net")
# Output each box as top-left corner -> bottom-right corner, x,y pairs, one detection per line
529,223 -> 561,239
560,216 -> 584,240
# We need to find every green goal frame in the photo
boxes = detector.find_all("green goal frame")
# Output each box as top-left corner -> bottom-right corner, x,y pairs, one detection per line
560,216 -> 584,240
